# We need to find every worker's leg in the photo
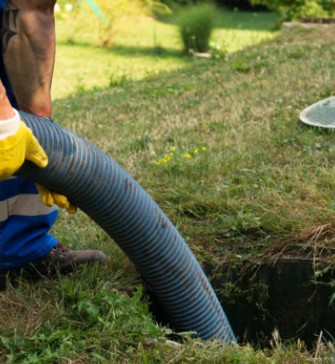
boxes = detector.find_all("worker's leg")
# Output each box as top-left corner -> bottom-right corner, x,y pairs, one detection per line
0,176 -> 107,272
2,0 -> 56,117
0,1 -> 60,274
0,176 -> 59,270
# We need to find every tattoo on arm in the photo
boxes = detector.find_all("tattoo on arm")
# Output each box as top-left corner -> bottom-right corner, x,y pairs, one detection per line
1,5 -> 19,52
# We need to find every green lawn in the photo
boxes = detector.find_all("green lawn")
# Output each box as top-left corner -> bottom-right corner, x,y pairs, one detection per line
1,7 -> 335,363
53,8 -> 279,98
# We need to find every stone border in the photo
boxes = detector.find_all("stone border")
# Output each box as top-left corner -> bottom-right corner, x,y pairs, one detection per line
282,20 -> 335,29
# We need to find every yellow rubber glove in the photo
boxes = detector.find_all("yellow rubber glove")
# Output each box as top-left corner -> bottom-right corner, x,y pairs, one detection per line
0,110 -> 76,213
37,185 -> 77,214
0,120 -> 48,179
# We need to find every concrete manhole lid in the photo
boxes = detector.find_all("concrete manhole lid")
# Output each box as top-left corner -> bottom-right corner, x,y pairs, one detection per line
300,96 -> 335,128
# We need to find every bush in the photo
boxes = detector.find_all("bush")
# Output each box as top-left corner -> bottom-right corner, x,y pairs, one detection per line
177,4 -> 217,53
250,0 -> 332,21
322,0 -> 335,15
216,0 -> 264,10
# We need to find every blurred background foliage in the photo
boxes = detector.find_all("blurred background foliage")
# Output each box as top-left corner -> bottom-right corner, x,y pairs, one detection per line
53,0 -> 334,59
54,0 -> 334,57
56,0 -> 335,27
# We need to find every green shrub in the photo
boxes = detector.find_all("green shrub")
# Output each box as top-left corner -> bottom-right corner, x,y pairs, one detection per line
250,0 -> 332,21
177,4 -> 217,53
322,0 -> 335,15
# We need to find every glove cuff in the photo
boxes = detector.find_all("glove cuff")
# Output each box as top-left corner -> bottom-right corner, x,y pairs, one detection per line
0,109 -> 20,140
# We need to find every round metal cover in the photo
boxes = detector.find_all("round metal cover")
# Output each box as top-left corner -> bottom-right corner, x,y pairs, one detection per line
300,96 -> 335,128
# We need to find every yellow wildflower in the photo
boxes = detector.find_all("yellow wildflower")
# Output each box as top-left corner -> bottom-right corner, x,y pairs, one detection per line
184,152 -> 192,159
194,149 -> 199,155
169,146 -> 176,152
201,146 -> 207,151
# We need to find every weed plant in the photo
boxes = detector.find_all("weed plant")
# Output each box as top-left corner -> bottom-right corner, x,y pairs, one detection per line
176,4 -> 217,53
153,144 -> 209,184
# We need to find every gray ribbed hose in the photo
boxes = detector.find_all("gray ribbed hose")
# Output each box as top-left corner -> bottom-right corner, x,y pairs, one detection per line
17,112 -> 236,344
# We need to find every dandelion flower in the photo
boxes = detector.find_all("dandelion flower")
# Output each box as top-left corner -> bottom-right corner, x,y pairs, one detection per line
194,149 -> 199,155
184,152 -> 192,159
201,146 -> 207,151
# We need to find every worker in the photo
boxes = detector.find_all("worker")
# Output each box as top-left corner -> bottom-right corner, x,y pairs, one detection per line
0,0 -> 107,289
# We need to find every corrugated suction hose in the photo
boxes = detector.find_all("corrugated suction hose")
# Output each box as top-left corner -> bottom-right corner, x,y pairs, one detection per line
17,112 -> 236,344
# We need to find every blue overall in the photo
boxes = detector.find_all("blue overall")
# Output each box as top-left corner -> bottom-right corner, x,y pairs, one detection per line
0,0 -> 58,269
